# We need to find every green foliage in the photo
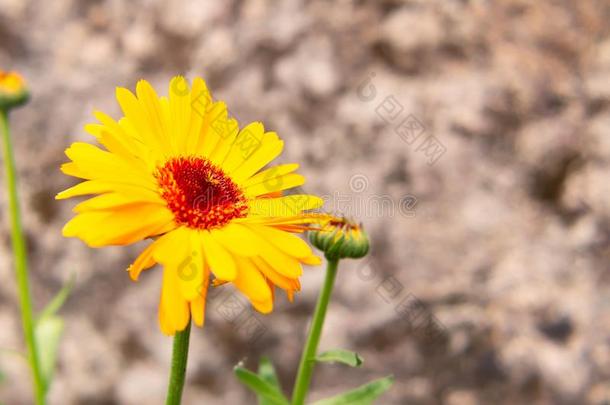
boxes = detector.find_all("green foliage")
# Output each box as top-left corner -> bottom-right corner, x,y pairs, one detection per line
37,276 -> 74,322
34,276 -> 74,393
34,315 -> 63,393
257,357 -> 283,405
310,376 -> 394,405
234,365 -> 290,405
315,349 -> 363,368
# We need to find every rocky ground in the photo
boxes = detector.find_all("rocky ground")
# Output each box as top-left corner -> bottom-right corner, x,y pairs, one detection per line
1,0 -> 610,404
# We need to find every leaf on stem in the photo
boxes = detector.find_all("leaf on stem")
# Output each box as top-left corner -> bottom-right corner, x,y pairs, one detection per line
37,275 -> 75,321
315,349 -> 363,367
34,315 -> 64,393
234,366 -> 290,405
34,275 -> 74,393
257,357 -> 283,405
310,376 -> 394,405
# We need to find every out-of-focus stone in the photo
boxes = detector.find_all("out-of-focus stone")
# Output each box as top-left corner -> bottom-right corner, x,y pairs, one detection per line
274,35 -> 341,99
159,0 -> 228,38
2,1 -> 610,404
122,20 -> 159,63
380,6 -> 443,53
445,389 -> 480,405
116,362 -> 166,405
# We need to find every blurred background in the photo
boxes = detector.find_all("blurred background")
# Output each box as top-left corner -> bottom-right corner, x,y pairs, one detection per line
1,0 -> 610,404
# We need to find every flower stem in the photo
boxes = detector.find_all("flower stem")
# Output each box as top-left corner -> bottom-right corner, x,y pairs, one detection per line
0,109 -> 45,405
165,321 -> 192,405
291,259 -> 339,405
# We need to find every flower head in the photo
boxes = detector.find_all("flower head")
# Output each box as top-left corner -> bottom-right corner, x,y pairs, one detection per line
58,76 -> 327,335
309,217 -> 369,260
0,71 -> 29,110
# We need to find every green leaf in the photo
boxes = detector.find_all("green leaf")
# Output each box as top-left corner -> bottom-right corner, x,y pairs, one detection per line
310,376 -> 394,405
315,349 -> 363,367
32,276 -> 73,393
257,357 -> 282,405
34,315 -> 64,393
258,357 -> 281,387
234,366 -> 289,405
37,275 -> 75,321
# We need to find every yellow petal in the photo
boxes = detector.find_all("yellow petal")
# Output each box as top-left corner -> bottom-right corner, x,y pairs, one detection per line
230,140 -> 284,184
232,256 -> 273,305
251,256 -> 300,292
300,254 -> 322,266
84,123 -> 141,165
244,173 -> 305,198
190,285 -> 208,328
242,163 -> 299,187
211,223 -> 262,257
176,231 -> 205,301
196,101 -> 226,156
56,180 -> 162,204
159,263 -> 190,336
128,241 -> 158,281
208,117 -> 239,165
260,247 -> 303,278
152,227 -> 190,267
168,76 -> 192,154
251,299 -> 273,314
185,78 -> 210,152
63,142 -> 157,190
246,224 -> 313,259
116,86 -> 165,156
222,122 -> 265,173
247,195 -> 324,218
201,230 -> 237,281
92,111 -> 146,159
73,192 -> 165,213
63,204 -> 175,247
135,80 -> 172,156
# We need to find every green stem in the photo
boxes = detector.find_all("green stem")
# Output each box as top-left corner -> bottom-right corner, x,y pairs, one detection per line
291,259 -> 339,405
165,321 -> 192,405
0,110 -> 45,405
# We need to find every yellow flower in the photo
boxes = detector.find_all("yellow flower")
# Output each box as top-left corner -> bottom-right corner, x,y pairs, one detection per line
309,217 -> 369,260
0,70 -> 28,110
58,76 -> 327,335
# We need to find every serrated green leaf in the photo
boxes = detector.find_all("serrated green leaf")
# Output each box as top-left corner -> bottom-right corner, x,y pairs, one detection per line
234,366 -> 289,405
310,376 -> 394,405
257,357 -> 282,405
37,275 -> 75,321
34,315 -> 64,393
315,349 -> 363,367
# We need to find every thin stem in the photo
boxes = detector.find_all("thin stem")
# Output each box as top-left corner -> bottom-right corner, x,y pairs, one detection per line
165,321 -> 192,405
291,259 -> 339,405
0,109 -> 45,405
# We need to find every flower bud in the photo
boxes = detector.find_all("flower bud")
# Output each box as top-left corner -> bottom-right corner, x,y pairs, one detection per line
309,217 -> 369,261
0,71 -> 29,110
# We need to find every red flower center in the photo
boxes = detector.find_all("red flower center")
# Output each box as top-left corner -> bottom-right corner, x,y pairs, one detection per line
155,157 -> 248,229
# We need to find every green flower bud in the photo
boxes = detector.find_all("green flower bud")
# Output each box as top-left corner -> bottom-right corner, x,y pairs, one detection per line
0,71 -> 29,111
309,217 -> 369,261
